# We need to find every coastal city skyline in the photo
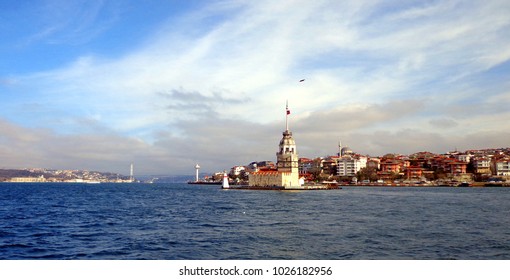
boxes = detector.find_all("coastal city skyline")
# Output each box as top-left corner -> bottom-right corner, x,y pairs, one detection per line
2,145 -> 508,179
1,1 -> 509,175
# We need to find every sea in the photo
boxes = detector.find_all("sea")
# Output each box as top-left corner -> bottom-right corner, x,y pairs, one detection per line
1,183 -> 509,260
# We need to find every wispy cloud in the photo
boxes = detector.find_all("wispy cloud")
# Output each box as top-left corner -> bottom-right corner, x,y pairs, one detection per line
23,0 -> 121,46
158,88 -> 248,120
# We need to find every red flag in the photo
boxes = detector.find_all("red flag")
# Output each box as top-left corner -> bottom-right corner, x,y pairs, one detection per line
286,108 -> 290,115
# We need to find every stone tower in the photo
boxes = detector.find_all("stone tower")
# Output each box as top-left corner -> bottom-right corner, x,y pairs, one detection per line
248,101 -> 300,188
276,129 -> 299,174
275,101 -> 299,186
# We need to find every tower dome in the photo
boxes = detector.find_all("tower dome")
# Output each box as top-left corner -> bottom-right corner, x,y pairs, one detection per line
279,130 -> 296,147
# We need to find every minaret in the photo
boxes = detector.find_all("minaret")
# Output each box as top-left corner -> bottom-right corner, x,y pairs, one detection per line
195,164 -> 200,182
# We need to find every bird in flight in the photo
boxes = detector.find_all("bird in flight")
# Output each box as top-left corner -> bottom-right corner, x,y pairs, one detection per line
299,79 -> 305,82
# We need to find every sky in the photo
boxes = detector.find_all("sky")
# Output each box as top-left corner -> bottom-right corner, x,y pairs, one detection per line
1,0 -> 509,175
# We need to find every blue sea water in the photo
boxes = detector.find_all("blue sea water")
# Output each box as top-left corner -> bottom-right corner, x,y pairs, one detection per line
0,183 -> 509,260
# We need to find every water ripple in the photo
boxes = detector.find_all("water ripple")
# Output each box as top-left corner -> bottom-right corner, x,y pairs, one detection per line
1,183 -> 509,259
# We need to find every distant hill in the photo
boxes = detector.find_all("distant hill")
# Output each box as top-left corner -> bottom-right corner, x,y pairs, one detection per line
0,168 -> 199,183
0,168 -> 129,182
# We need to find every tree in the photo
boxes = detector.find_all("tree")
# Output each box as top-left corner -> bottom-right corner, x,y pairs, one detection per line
434,169 -> 447,180
357,167 -> 379,182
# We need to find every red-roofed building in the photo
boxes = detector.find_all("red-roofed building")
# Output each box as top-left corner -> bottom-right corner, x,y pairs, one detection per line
380,160 -> 404,173
404,166 -> 425,180
441,158 -> 467,175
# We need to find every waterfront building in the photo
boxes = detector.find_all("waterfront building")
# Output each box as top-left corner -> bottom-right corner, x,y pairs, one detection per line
456,153 -> 473,163
409,151 -> 435,168
366,158 -> 381,170
492,157 -> 510,176
248,104 -> 300,188
10,175 -> 46,183
230,165 -> 246,176
380,159 -> 404,173
246,161 -> 275,172
336,154 -> 367,176
404,166 -> 425,180
298,158 -> 314,174
334,143 -> 366,176
472,157 -> 491,175
323,156 -> 339,175
443,158 -> 468,176
430,155 -> 450,171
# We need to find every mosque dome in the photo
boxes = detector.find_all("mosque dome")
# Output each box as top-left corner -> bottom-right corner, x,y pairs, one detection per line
341,146 -> 353,156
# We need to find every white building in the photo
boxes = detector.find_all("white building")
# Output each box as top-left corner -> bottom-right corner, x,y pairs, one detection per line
472,157 -> 491,175
230,165 -> 246,176
337,155 -> 367,176
10,175 -> 46,182
492,158 -> 510,176
456,153 -> 473,163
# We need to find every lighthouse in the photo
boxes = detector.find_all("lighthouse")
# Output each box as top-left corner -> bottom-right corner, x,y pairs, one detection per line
130,163 -> 134,182
195,164 -> 200,182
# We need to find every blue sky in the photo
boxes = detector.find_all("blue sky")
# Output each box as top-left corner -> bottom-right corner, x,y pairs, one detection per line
1,0 -> 509,175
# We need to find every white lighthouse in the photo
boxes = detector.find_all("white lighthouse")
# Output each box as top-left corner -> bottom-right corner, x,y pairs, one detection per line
195,164 -> 200,182
130,163 -> 134,182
